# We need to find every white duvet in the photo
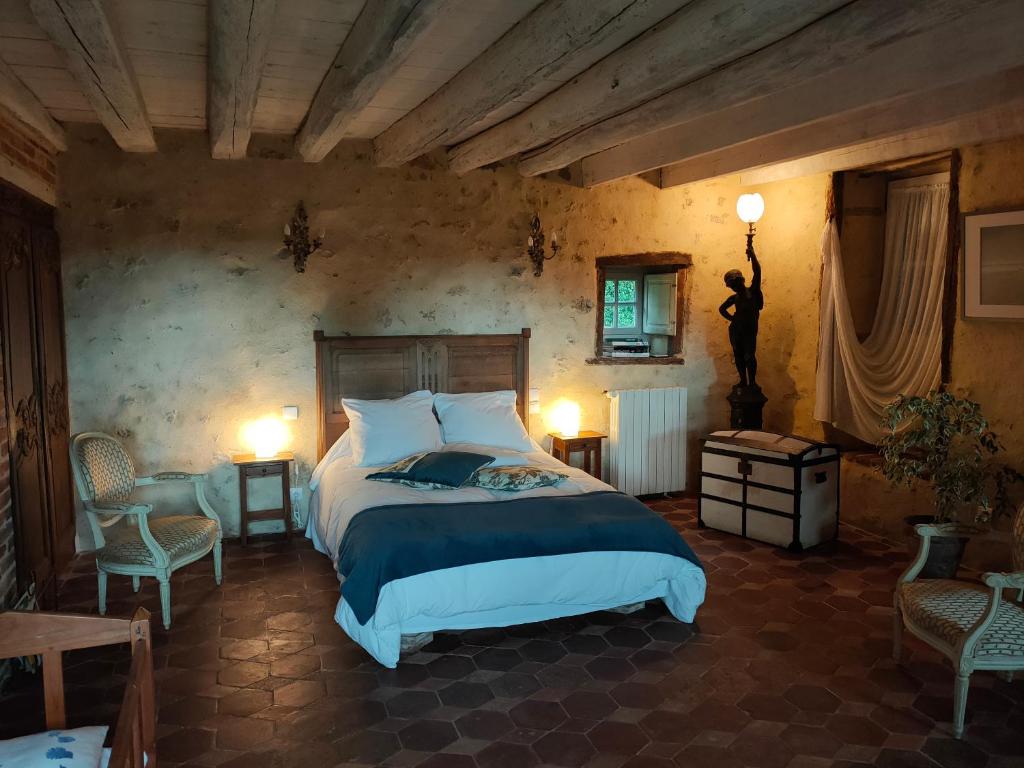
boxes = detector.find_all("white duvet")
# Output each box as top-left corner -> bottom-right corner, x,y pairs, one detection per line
306,442 -> 706,667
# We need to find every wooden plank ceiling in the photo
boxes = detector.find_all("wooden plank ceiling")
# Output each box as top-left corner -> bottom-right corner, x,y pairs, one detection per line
1,0 -> 1021,187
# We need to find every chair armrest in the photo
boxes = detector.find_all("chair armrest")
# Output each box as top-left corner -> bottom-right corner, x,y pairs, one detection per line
982,572 -> 1024,589
898,523 -> 978,586
136,472 -> 206,486
92,501 -> 153,516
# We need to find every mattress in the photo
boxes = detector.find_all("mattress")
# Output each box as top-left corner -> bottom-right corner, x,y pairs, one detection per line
306,446 -> 706,667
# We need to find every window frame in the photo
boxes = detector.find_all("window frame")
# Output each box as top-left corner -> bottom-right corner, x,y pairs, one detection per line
591,252 -> 691,365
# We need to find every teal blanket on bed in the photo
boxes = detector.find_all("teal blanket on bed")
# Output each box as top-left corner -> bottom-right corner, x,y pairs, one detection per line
338,490 -> 702,625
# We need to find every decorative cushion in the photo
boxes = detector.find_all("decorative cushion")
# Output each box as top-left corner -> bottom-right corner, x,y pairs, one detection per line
900,579 -> 1024,658
98,515 -> 218,567
77,436 -> 135,503
467,466 -> 567,492
368,451 -> 494,489
441,442 -> 529,467
363,452 -> 443,489
0,726 -> 108,768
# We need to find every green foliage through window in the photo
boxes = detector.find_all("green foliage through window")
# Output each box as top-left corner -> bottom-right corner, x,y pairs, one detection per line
603,278 -> 638,330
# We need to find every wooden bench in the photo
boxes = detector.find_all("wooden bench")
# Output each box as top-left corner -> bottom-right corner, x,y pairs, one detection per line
0,608 -> 155,768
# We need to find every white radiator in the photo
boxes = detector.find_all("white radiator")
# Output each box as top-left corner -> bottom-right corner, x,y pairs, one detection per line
608,387 -> 687,496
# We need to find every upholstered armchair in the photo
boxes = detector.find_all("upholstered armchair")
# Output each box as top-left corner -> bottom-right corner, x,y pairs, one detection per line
893,506 -> 1024,739
69,432 -> 223,629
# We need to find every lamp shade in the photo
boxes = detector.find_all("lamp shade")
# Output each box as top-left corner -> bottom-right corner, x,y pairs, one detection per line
242,416 -> 289,458
736,193 -> 765,224
550,400 -> 581,438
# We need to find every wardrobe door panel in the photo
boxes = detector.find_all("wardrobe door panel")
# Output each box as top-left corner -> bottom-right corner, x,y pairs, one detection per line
0,212 -> 53,598
34,225 -> 74,568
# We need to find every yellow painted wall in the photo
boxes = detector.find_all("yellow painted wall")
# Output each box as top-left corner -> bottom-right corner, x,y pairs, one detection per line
58,126 -> 828,539
953,137 -> 1024,465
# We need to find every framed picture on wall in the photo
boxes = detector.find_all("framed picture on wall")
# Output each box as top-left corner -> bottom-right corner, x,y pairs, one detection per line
964,208 -> 1024,319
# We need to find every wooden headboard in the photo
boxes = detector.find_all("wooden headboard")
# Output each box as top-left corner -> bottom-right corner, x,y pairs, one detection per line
314,329 -> 531,460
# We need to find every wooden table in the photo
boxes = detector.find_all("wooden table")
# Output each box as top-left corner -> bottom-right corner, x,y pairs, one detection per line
549,431 -> 607,480
232,452 -> 293,546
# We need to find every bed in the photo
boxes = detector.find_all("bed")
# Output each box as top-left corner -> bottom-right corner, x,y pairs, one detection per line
305,329 -> 706,667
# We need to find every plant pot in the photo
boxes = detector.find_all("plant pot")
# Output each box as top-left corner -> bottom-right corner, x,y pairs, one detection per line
903,514 -> 968,579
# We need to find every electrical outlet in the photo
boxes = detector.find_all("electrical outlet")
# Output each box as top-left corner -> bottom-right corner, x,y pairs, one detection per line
282,405 -> 299,420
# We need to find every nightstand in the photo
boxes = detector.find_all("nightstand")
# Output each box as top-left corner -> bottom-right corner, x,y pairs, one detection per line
232,452 -> 293,546
549,431 -> 607,480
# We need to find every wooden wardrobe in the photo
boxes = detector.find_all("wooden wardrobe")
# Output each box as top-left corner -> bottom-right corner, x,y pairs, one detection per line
0,179 -> 74,605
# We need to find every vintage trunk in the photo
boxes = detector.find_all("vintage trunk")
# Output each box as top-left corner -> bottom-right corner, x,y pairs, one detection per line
698,430 -> 840,552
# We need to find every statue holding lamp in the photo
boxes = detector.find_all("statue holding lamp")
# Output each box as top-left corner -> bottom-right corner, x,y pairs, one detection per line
721,193 -> 767,429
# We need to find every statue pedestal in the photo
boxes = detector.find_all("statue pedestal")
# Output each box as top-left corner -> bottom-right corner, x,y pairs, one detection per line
727,384 -> 767,429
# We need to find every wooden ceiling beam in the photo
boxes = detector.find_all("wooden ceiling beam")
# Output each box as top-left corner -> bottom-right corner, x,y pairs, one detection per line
735,104 -> 1024,187
514,0 -> 982,178
207,0 -> 278,160
28,0 -> 155,152
0,59 -> 66,152
445,0 -> 849,175
578,1 -> 1024,186
372,0 -> 688,168
295,0 -> 452,163
658,70 -> 1024,188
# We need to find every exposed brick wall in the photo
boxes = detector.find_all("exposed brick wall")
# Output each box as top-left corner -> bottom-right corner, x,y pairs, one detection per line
0,346 -> 13,610
0,106 -> 57,205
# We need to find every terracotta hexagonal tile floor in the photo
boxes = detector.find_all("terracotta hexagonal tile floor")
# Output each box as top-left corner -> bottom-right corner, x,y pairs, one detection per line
2,497 -> 1022,767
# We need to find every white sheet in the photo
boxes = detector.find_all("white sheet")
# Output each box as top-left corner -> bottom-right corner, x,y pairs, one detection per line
305,447 -> 706,667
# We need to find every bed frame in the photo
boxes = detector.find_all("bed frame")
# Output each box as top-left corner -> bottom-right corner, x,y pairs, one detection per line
0,608 -> 155,768
314,329 -> 531,460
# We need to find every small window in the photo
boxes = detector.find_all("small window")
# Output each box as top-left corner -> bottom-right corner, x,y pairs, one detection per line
604,278 -> 638,331
591,253 -> 691,365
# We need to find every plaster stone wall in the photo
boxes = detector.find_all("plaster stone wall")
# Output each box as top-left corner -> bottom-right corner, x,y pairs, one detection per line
58,126 -> 828,542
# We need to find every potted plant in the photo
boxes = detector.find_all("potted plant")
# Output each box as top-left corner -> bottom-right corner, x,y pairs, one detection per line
879,391 -> 1022,578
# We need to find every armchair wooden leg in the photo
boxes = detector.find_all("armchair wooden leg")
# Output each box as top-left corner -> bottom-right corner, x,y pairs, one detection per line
953,671 -> 970,739
132,576 -> 141,593
158,578 -> 171,630
98,570 -> 108,615
213,542 -> 223,586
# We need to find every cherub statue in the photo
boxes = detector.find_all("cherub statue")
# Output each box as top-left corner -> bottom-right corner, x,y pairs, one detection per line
718,240 -> 763,388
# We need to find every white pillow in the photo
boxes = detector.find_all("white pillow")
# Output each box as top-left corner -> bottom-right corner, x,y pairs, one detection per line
441,442 -> 529,468
434,391 -> 533,452
342,390 -> 441,467
0,726 -> 108,768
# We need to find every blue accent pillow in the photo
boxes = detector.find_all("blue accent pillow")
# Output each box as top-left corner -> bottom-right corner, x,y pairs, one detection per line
367,451 -> 494,488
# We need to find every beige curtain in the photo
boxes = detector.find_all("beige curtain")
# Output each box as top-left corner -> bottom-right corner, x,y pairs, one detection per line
814,173 -> 950,443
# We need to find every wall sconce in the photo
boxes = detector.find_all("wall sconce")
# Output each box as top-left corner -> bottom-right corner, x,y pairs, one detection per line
527,213 -> 560,276
736,193 -> 764,261
284,201 -> 324,273
241,416 -> 290,459
549,399 -> 581,438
